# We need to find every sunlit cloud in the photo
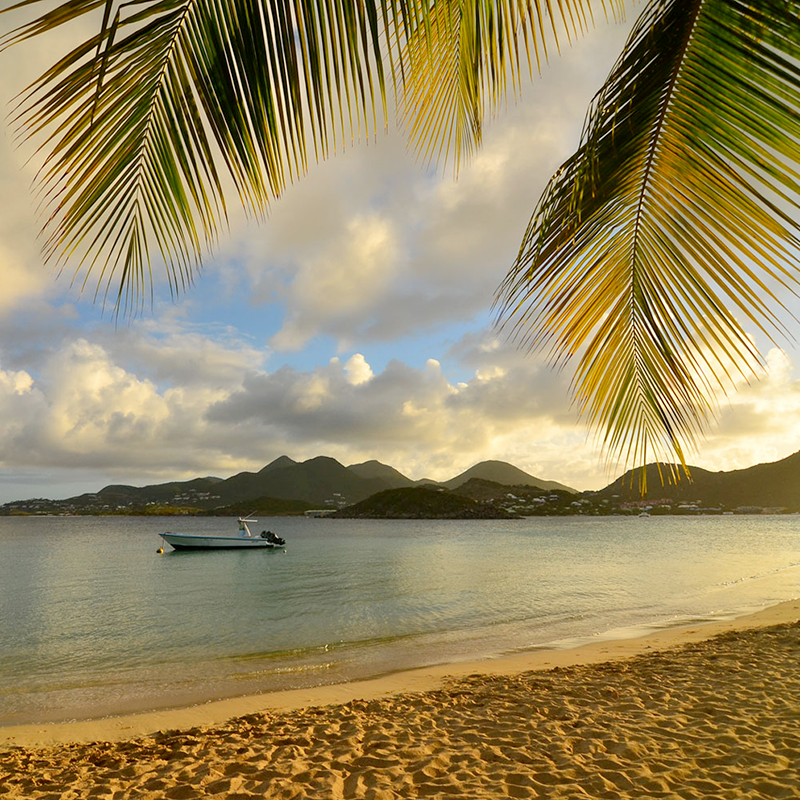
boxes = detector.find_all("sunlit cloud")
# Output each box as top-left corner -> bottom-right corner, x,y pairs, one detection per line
270,213 -> 401,351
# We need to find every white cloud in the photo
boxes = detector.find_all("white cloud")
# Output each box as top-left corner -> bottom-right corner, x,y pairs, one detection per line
0,11 -> 108,318
103,315 -> 267,387
0,362 -> 43,448
344,353 -> 374,385
269,213 -> 401,351
0,130 -> 53,315
689,347 -> 800,471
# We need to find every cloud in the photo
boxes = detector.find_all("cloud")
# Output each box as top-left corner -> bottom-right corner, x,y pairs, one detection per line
343,353 -> 374,385
103,314 -> 267,387
269,213 -> 401,351
692,347 -> 800,471
0,323 -> 598,495
0,337 -> 229,476
0,132 -> 53,316
0,12 -> 109,318
218,17 -> 639,350
0,362 -> 44,449
204,335 -> 596,486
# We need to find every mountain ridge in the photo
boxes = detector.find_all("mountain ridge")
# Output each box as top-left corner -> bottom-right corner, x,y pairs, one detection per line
596,451 -> 800,510
3,450 -> 798,514
2,457 -> 568,512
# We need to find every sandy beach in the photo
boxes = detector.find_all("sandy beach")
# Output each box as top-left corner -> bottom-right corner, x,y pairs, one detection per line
2,599 -> 799,798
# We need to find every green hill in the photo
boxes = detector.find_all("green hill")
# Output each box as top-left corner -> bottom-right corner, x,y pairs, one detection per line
598,451 -> 800,511
346,460 -> 415,488
453,477 -> 561,503
96,476 -> 223,502
200,496 -> 312,516
4,450 -> 798,515
333,487 -> 521,519
27,456 -> 575,514
443,460 -> 576,493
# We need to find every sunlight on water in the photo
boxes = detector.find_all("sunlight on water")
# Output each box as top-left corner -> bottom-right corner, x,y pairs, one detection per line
1,514 -> 798,724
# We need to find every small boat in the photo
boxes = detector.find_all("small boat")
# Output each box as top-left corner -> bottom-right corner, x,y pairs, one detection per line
159,517 -> 286,551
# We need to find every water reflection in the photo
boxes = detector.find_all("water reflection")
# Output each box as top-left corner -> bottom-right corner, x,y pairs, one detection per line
0,514 -> 798,724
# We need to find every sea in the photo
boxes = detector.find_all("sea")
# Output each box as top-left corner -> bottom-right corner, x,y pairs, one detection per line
1,513 -> 799,727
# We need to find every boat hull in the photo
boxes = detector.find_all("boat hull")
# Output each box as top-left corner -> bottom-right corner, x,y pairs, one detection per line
160,533 -> 279,550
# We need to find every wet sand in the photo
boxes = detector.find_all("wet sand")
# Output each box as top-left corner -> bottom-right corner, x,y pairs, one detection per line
1,600 -> 799,798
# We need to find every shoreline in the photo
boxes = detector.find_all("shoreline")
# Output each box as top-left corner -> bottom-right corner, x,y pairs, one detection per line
3,597 -> 798,750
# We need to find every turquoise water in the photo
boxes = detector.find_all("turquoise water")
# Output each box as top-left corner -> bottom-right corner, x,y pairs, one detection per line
1,514 -> 799,725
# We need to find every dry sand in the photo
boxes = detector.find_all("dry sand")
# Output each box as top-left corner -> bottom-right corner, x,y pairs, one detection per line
2,600 -> 799,798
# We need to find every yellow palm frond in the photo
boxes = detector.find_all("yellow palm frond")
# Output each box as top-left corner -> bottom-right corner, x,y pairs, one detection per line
496,0 -> 800,486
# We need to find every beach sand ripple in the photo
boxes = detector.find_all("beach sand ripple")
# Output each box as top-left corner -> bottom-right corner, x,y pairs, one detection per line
2,620 -> 799,798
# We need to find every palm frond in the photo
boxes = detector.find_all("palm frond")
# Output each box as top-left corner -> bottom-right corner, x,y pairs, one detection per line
399,0 -> 624,173
0,0 -> 623,310
496,0 -> 800,487
2,0 -> 389,314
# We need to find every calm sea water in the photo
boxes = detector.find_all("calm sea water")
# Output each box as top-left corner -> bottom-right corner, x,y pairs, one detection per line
1,514 -> 799,725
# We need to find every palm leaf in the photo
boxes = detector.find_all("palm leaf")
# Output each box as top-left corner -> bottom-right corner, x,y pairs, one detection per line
2,0 -> 390,313
0,0 -> 618,311
399,0 -> 624,172
496,0 -> 800,488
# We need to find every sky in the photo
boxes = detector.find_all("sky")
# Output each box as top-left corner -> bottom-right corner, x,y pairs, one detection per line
0,7 -> 799,504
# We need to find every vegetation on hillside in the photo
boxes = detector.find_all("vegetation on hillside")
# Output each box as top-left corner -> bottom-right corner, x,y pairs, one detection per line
333,487 -> 521,519
200,497 -> 312,517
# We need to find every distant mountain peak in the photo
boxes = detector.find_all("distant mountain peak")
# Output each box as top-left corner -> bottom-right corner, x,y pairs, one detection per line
444,460 -> 577,494
304,455 -> 344,466
259,455 -> 297,473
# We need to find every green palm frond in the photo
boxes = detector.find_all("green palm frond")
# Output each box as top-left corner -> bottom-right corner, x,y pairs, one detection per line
399,0 -> 623,172
496,0 -> 800,487
1,0 -> 614,312
2,0 -> 390,313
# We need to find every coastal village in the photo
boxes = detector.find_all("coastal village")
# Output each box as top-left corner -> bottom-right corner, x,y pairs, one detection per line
2,481 -> 793,518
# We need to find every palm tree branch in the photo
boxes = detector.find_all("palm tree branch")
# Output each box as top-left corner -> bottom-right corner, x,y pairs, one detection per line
496,0 -> 800,484
2,0 -> 399,312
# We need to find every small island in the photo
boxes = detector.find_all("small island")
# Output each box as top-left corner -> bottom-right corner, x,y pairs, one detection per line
333,487 -> 521,519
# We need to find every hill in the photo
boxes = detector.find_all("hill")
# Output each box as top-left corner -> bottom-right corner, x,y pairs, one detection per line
333,487 -> 521,519
443,460 -> 576,493
453,478 -> 562,503
39,456 -> 567,513
88,476 -> 224,507
598,451 -> 800,511
214,456 -> 392,506
199,496 -> 312,517
346,460 -> 415,488
80,456 -> 404,512
3,449 -> 797,515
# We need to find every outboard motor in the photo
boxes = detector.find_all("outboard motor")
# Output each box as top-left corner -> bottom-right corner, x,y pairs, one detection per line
261,530 -> 286,546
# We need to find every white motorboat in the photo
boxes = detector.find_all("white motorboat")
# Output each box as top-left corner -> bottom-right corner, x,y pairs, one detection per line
159,517 -> 286,551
